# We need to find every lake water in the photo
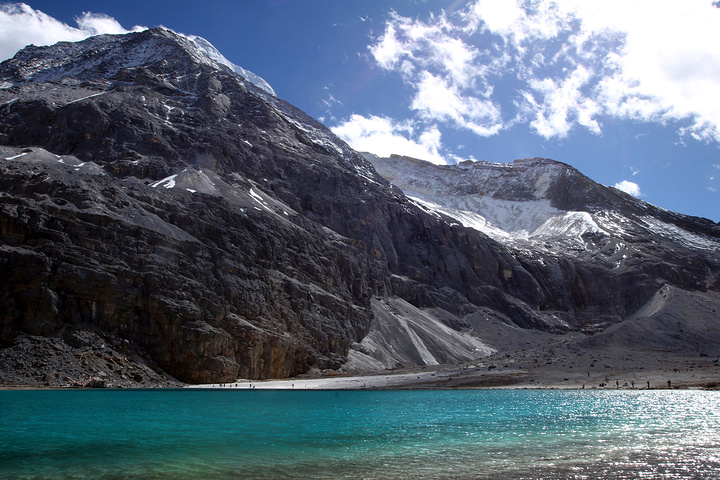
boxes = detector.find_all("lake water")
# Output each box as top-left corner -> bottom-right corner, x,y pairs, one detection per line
1,389 -> 719,479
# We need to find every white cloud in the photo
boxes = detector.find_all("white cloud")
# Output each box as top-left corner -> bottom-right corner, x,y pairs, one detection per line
614,180 -> 642,197
362,0 -> 720,145
75,11 -> 137,36
523,65 -> 601,138
331,114 -> 446,164
411,71 -> 503,136
371,21 -> 407,70
368,9 -> 506,139
0,3 -> 145,61
468,0 -> 566,43
559,0 -> 720,142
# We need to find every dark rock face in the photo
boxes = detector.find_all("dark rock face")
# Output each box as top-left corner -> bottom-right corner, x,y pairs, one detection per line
1,29 -> 718,385
0,143 -> 380,383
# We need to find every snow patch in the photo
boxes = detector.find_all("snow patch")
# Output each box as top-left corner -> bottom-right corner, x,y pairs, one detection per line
149,174 -> 177,189
63,92 -> 104,106
4,152 -> 29,161
409,196 -> 513,240
594,211 -> 631,237
408,194 -> 565,241
532,211 -> 606,239
185,35 -> 276,96
639,216 -> 719,252
248,187 -> 274,213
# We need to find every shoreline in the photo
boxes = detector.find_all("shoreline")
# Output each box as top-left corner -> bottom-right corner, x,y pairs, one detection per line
191,347 -> 720,391
3,348 -> 718,392
191,365 -> 720,391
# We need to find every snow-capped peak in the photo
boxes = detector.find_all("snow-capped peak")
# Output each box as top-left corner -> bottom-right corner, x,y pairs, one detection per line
367,154 -> 582,242
184,34 -> 276,96
1,28 -> 275,96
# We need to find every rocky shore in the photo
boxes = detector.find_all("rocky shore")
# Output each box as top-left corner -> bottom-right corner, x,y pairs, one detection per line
0,331 -> 182,388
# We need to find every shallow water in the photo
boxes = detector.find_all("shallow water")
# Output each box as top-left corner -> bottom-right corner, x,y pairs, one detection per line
1,389 -> 719,479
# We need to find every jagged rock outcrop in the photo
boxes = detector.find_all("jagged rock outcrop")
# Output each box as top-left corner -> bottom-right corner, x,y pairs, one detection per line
1,28 -> 718,385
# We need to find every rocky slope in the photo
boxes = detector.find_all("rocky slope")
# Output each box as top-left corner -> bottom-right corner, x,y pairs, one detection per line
1,29 -> 718,387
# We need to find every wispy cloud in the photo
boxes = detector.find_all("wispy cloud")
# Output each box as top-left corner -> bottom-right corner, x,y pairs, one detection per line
614,180 -> 642,197
0,3 -> 145,61
347,0 -> 720,151
411,71 -> 503,136
368,9 -> 506,139
331,114 -> 446,164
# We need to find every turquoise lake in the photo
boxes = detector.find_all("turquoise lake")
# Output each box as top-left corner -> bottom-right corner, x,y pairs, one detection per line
1,389 -> 719,479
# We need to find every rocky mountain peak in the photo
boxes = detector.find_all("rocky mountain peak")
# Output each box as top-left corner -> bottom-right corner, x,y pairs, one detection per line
0,28 -> 379,182
368,153 -> 720,244
378,154 -> 610,208
1,28 -> 274,95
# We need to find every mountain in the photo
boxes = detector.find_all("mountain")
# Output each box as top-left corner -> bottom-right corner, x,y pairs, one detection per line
1,29 -> 718,387
368,154 -> 720,325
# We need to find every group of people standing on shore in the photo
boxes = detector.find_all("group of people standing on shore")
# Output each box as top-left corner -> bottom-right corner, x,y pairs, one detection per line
596,376 -> 671,389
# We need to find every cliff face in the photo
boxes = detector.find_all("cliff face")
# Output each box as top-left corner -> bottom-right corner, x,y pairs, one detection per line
1,29 -> 718,386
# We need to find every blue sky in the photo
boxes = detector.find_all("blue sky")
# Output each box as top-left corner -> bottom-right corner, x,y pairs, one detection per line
1,1 -> 719,222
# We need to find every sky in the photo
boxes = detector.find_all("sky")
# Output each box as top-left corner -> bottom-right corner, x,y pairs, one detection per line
1,1 -> 719,222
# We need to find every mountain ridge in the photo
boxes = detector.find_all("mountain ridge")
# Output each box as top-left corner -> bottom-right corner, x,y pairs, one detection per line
1,29 -> 718,387
368,153 -> 719,244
